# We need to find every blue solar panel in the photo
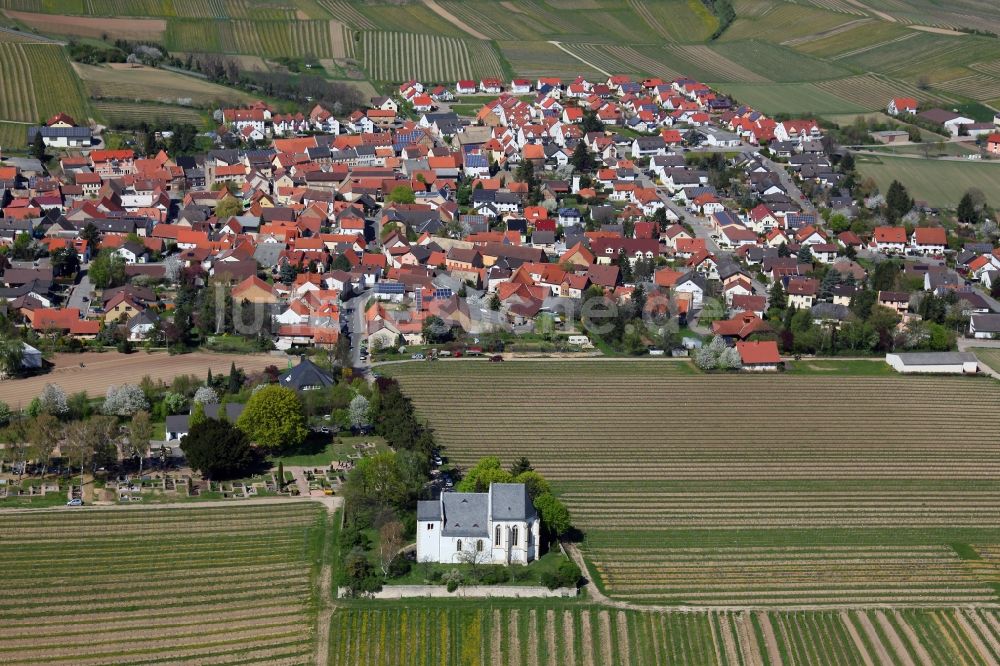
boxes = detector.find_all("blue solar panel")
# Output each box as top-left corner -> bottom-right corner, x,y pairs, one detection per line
376,282 -> 405,294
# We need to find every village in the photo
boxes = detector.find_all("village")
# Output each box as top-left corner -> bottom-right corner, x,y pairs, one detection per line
2,74 -> 1000,378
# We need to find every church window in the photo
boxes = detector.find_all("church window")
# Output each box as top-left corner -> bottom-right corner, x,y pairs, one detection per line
457,539 -> 462,551
512,527 -> 519,547
477,540 -> 483,552
495,525 -> 501,546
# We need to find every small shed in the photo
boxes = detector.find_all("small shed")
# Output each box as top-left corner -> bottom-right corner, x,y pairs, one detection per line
885,352 -> 979,375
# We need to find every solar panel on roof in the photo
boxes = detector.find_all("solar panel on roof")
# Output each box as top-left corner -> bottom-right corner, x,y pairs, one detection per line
376,282 -> 405,294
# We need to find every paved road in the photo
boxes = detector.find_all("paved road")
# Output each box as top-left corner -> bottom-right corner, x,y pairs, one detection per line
342,288 -> 371,373
66,268 -> 92,311
758,155 -> 815,214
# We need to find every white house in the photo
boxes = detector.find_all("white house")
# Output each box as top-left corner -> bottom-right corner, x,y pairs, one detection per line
969,313 -> 1000,339
417,483 -> 540,566
886,352 -> 979,374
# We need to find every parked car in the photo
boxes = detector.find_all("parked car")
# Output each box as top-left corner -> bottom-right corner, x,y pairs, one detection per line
411,353 -> 425,360
489,355 -> 504,363
66,499 -> 83,507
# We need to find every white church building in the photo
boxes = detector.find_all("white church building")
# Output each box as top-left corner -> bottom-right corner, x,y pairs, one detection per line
416,483 -> 540,565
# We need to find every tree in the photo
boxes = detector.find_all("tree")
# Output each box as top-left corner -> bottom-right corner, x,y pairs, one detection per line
27,413 -> 61,475
796,244 -> 813,265
387,185 -> 415,204
768,280 -> 786,311
580,110 -> 602,134
885,180 -> 913,223
958,192 -> 982,225
31,130 -> 45,162
0,401 -> 10,428
0,338 -> 24,378
514,470 -> 550,499
88,250 -> 127,290
193,386 -> 219,405
215,197 -> 243,219
421,315 -> 451,343
125,410 -> 154,476
348,394 -> 369,427
102,384 -> 149,416
509,456 -> 533,476
820,269 -> 841,300
352,451 -> 406,506
377,520 -> 405,577
569,140 -> 593,172
515,157 -> 536,186
236,385 -> 307,448
456,456 -> 513,492
189,401 -> 208,428
534,492 -> 572,538
81,222 -> 100,248
181,419 -> 254,479
50,246 -> 80,278
39,383 -> 69,416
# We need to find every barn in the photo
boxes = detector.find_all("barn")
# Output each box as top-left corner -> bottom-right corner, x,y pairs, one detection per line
885,352 -> 979,375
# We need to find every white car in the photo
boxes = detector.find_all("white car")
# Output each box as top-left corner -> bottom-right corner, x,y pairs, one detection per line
66,498 -> 83,507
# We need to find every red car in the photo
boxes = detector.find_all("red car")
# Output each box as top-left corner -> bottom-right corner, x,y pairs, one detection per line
489,355 -> 504,363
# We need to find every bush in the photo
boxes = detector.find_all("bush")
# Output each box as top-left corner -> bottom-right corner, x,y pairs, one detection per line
542,559 -> 582,589
446,578 -> 459,593
480,566 -> 509,585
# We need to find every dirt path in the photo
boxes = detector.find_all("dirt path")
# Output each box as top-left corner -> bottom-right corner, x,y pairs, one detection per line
421,0 -> 490,39
758,612 -> 784,666
910,24 -> 967,36
839,0 -> 897,22
875,611 -> 916,666
840,611 -> 877,666
546,609 -> 558,666
580,609 -> 596,666
548,41 -> 612,78
718,613 -> 741,665
736,611 -> 764,666
616,611 -> 631,666
509,609 -> 522,666
563,610 -> 577,666
598,610 -> 613,666
311,500 -> 339,666
492,609 -> 503,662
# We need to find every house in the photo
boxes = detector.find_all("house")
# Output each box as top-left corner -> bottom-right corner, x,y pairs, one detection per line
886,352 -> 978,374
278,357 -> 335,391
988,133 -> 1000,155
27,125 -> 93,148
887,97 -> 918,116
917,109 -> 975,136
969,313 -> 1000,339
456,80 -> 477,95
416,483 -> 540,565
910,227 -> 947,255
673,272 -> 706,308
232,275 -> 279,304
872,226 -> 907,254
165,403 -> 246,441
878,290 -> 910,316
736,340 -> 781,371
786,277 -> 818,309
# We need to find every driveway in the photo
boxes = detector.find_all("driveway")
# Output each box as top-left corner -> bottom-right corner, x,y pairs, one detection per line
341,288 -> 371,373
66,268 -> 92,311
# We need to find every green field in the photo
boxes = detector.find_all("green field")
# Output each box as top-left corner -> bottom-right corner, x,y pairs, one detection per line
857,155 -> 1000,208
93,100 -> 205,126
713,80 -> 868,114
0,120 -> 27,149
329,601 -> 1000,665
385,360 -> 1000,607
972,348 -> 1000,375
359,31 -> 505,83
0,502 -> 326,664
0,42 -> 90,124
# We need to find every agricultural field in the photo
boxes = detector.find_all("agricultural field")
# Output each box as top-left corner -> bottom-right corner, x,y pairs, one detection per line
75,62 -> 258,106
712,80 -> 867,114
359,31 -> 504,83
386,360 -> 1000,605
0,351 -> 281,408
711,40 -> 851,82
0,120 -> 27,148
856,155 -> 1000,208
628,0 -> 718,41
972,348 -> 1000,375
0,502 -> 326,665
329,602 -> 1000,665
164,18 -> 337,59
4,11 -> 167,40
93,100 -> 205,126
498,41 -> 603,80
0,42 -> 90,124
